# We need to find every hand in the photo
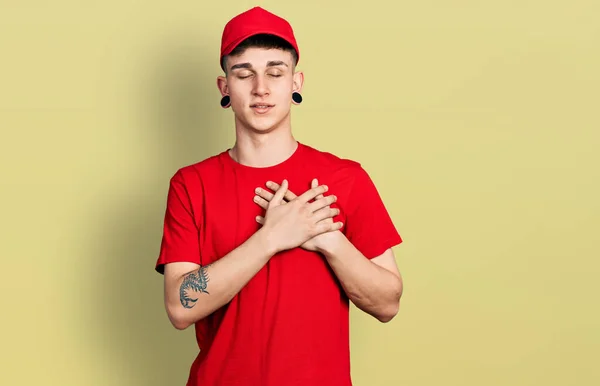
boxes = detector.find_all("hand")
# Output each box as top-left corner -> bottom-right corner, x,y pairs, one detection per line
254,179 -> 343,253
254,179 -> 342,254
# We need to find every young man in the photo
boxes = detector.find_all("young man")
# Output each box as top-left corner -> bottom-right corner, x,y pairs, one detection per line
155,6 -> 404,386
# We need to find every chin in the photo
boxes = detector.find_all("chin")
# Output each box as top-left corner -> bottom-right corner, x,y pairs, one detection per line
247,116 -> 284,133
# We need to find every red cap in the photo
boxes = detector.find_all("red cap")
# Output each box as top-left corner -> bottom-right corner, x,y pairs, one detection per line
220,7 -> 300,67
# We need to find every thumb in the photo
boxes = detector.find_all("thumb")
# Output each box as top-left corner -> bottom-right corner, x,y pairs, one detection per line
270,179 -> 289,207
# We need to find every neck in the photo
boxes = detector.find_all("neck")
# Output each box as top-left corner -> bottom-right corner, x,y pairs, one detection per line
229,126 -> 298,168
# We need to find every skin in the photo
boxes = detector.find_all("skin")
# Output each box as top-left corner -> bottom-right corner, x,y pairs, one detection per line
253,179 -> 404,323
217,48 -> 342,253
163,45 -> 402,330
217,47 -> 305,168
254,177 -> 340,252
219,45 -> 403,320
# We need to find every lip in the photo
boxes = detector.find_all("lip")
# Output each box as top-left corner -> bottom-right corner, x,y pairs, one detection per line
250,104 -> 274,114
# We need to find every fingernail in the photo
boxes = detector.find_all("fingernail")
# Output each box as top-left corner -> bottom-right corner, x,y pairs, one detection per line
255,188 -> 261,193
324,185 -> 328,191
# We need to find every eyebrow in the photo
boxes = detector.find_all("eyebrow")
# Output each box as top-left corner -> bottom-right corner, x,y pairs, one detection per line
266,60 -> 288,68
230,60 -> 289,71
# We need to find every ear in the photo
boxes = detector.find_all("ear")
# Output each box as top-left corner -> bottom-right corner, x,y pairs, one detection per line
292,70 -> 304,94
216,76 -> 228,97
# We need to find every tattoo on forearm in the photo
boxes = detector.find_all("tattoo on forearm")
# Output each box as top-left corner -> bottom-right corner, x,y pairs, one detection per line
179,265 -> 211,309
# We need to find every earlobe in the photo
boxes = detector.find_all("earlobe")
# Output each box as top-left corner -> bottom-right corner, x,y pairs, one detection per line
216,76 -> 230,108
220,95 -> 231,108
292,72 -> 304,105
292,91 -> 302,105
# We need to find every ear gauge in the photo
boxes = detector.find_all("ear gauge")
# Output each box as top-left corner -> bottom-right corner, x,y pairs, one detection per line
292,91 -> 302,105
220,95 -> 231,108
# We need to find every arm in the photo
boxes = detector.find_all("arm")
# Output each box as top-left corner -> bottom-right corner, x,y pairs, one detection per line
319,235 -> 403,323
163,229 -> 276,330
161,179 -> 338,330
252,177 -> 403,322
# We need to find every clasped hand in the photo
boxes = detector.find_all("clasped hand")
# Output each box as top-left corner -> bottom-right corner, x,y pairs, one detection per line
253,178 -> 343,253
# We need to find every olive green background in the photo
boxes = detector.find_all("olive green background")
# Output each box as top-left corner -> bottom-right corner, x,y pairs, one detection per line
1,1 -> 599,385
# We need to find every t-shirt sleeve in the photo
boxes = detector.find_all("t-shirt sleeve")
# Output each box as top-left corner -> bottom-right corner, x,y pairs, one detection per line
343,165 -> 403,259
155,170 -> 202,275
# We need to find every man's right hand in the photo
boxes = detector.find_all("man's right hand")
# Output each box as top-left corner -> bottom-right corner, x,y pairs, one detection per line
259,179 -> 343,254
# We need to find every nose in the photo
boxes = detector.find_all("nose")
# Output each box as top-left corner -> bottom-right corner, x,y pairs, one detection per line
252,74 -> 269,97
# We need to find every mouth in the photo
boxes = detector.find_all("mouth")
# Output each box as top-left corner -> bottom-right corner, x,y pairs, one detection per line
250,104 -> 274,114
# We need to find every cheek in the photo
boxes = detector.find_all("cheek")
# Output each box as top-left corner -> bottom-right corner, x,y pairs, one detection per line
227,82 -> 248,102
229,92 -> 247,111
273,86 -> 293,104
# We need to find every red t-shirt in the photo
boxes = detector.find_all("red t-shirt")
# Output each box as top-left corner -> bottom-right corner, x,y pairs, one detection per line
155,141 -> 402,386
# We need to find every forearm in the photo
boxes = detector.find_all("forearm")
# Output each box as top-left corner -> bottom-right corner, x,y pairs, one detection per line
320,235 -> 402,323
168,229 -> 276,329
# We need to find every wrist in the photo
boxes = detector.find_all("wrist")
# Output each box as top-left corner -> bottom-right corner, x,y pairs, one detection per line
255,227 -> 280,256
316,231 -> 346,256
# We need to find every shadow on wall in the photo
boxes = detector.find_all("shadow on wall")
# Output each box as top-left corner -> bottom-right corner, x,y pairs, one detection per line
87,41 -> 226,385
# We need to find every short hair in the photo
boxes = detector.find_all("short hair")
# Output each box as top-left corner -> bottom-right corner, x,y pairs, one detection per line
221,33 -> 299,73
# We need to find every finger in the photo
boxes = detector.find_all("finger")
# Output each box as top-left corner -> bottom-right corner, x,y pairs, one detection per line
315,221 -> 344,234
255,216 -> 265,225
313,178 -> 325,200
256,187 -> 288,205
312,206 -> 339,223
255,187 -> 275,202
297,184 -> 328,204
253,195 -> 269,210
270,179 -> 289,206
308,194 -> 337,212
266,181 -> 297,201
